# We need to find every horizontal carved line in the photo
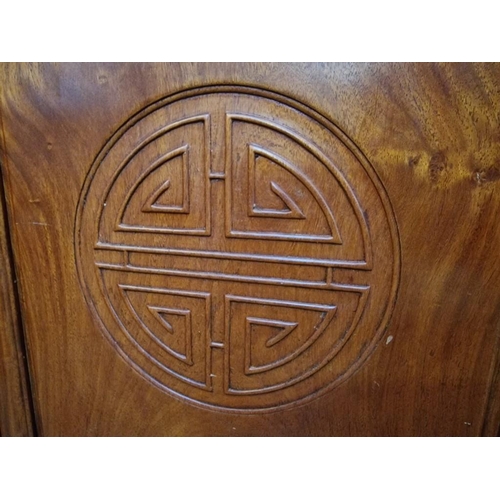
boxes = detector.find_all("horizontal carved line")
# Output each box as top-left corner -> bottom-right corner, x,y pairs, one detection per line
95,242 -> 371,270
227,230 -> 336,242
127,251 -> 325,284
119,283 -> 211,299
226,294 -> 338,310
116,224 -> 210,235
96,262 -> 369,293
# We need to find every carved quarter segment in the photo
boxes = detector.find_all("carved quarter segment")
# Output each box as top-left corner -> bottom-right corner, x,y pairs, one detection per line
76,86 -> 400,412
227,117 -> 346,243
226,294 -> 359,395
116,282 -> 211,390
238,298 -> 337,377
147,305 -> 193,365
140,146 -> 190,214
248,145 -> 306,220
101,115 -> 211,237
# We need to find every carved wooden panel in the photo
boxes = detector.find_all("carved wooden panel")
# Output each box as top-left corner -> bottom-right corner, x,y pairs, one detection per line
1,63 -> 499,436
76,87 -> 400,412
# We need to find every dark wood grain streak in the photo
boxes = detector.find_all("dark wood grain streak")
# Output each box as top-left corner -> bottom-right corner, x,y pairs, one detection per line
0,131 -> 35,435
0,63 -> 499,436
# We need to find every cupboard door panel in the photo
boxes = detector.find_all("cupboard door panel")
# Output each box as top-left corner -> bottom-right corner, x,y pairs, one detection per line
0,63 -> 499,436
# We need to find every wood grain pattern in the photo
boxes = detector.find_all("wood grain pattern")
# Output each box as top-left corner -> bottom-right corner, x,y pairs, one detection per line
0,141 -> 34,436
0,63 -> 499,435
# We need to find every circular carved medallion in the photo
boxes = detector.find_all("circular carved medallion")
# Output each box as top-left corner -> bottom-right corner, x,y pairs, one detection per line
76,86 -> 400,412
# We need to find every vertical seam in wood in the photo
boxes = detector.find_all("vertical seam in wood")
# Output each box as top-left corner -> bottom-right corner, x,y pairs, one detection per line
0,98 -> 38,436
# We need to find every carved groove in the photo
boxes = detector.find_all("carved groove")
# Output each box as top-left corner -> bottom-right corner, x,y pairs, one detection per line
96,260 -> 369,293
95,242 -> 371,269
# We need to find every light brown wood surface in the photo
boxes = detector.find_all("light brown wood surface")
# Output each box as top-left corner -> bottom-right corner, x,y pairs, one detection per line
0,63 -> 499,436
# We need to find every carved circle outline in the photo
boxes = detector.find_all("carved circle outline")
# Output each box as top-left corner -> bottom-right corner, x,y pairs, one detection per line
75,84 -> 401,414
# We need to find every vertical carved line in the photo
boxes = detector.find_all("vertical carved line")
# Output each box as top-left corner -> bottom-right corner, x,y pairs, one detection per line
224,114 -> 233,238
204,113 -> 212,236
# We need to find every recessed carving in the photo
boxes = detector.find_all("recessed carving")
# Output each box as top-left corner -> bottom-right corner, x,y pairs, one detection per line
76,86 -> 400,413
139,146 -> 190,214
248,146 -> 306,220
230,295 -> 337,380
227,115 -> 345,243
146,305 -> 193,365
103,115 -> 211,236
116,282 -> 211,389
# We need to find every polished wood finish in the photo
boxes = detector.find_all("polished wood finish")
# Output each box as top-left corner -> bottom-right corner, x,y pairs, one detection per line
0,154 -> 34,436
0,63 -> 499,436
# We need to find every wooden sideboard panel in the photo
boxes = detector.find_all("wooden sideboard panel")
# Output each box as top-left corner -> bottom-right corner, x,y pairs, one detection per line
0,63 -> 499,436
